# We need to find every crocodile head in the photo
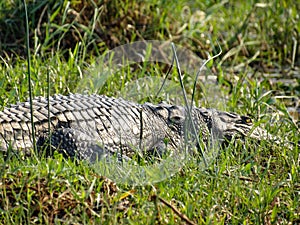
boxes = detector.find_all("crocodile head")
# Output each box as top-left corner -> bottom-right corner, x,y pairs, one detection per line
146,102 -> 262,140
195,108 -> 278,145
202,109 -> 254,141
145,102 -> 282,148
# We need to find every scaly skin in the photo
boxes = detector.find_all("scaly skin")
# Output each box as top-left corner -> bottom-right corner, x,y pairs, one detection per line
0,94 -> 282,162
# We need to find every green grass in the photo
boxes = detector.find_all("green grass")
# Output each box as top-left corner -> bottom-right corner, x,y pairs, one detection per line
0,0 -> 299,224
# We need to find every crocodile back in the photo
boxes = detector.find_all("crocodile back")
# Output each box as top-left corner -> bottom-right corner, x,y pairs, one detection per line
0,94 -> 183,159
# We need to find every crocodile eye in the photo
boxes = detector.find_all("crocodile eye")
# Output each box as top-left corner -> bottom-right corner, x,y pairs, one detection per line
245,118 -> 252,123
155,106 -> 165,111
169,106 -> 185,124
241,116 -> 252,124
169,115 -> 184,123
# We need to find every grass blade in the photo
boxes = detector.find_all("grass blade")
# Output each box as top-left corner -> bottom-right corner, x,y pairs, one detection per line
171,43 -> 208,167
23,0 -> 37,154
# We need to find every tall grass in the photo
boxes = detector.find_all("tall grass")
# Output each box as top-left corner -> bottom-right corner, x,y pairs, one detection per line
0,0 -> 299,224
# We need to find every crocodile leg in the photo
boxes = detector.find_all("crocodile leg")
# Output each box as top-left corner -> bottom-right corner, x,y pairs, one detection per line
38,128 -> 135,162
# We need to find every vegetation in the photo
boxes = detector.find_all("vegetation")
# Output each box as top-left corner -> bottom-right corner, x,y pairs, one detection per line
0,0 -> 299,224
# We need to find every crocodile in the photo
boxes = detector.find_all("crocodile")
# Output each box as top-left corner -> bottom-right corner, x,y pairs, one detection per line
0,94 -> 285,162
